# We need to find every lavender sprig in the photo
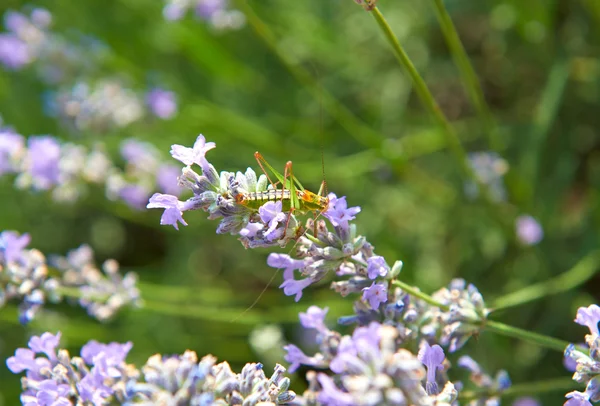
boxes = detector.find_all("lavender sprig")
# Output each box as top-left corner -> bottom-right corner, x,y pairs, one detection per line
7,332 -> 296,405
148,134 -> 490,353
0,230 -> 140,323
162,0 -> 245,31
0,127 -> 181,209
564,305 -> 600,405
283,307 -> 458,405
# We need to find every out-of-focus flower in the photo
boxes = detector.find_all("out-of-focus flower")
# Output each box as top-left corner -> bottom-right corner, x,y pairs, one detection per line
0,231 -> 140,324
465,152 -> 509,202
516,215 -> 544,245
162,0 -> 245,30
146,88 -> 177,119
8,332 -> 296,404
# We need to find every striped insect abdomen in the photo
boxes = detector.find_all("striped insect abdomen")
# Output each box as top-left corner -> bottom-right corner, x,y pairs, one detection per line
237,189 -> 294,211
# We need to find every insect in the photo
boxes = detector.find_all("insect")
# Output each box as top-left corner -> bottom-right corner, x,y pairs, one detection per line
235,151 -> 329,238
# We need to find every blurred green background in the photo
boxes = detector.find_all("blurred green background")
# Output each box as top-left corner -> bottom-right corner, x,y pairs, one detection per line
1,0 -> 599,403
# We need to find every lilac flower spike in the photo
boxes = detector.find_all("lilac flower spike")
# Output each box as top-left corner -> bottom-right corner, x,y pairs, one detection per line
146,193 -> 189,230
362,282 -> 388,309
574,305 -> 600,337
418,341 -> 445,395
323,193 -> 361,230
0,230 -> 31,263
170,134 -> 215,167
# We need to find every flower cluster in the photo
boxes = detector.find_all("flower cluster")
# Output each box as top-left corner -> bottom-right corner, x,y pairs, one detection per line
0,230 -> 140,324
148,135 -> 490,355
564,304 -> 600,405
465,152 -> 509,202
283,306 -> 458,405
148,134 -> 309,246
1,7 -> 177,132
163,0 -> 245,31
0,127 -> 180,208
7,331 -> 296,405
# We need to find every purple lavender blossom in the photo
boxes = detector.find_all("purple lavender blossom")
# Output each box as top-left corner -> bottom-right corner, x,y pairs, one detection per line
170,134 -> 215,167
366,255 -> 389,279
163,3 -> 187,21
147,193 -> 190,230
120,139 -> 159,169
0,130 -> 24,174
513,397 -> 541,406
240,221 -> 264,237
565,390 -> 593,406
279,276 -> 313,302
156,164 -> 183,196
195,0 -> 226,19
362,282 -> 387,309
418,341 -> 445,395
299,306 -> 329,334
323,193 -> 361,230
0,33 -> 30,69
146,88 -> 177,119
119,184 -> 151,209
27,135 -> 61,190
316,373 -> 355,406
23,380 -> 71,406
259,200 -> 287,241
574,305 -> 600,337
267,253 -> 306,280
0,230 -> 31,263
28,332 -> 61,361
516,215 -> 543,246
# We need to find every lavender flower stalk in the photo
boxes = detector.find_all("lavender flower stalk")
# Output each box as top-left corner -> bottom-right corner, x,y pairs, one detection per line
0,126 -> 181,209
149,134 -> 490,353
0,230 -> 140,323
564,304 -> 600,405
7,332 -> 296,405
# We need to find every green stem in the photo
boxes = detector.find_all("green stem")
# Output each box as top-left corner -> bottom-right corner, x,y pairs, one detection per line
235,0 -> 382,150
460,377 -> 578,402
392,280 -> 447,309
492,250 -> 600,311
429,0 -> 502,151
369,7 -> 472,179
484,320 -> 568,352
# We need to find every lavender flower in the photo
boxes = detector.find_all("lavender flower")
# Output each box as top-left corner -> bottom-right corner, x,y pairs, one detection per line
516,215 -> 544,246
465,151 -> 509,201
50,80 -> 144,132
286,316 -> 458,405
149,134 -> 309,247
564,304 -> 600,404
418,341 -> 445,395
162,0 -> 245,30
146,88 -> 177,119
0,129 -> 25,175
8,332 -> 297,404
0,230 -> 140,324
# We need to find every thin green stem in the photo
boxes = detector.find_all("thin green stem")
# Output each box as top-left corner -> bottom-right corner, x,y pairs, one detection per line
460,377 -> 578,402
430,0 -> 502,151
492,250 -> 600,311
484,320 -> 568,352
392,280 -> 447,309
370,7 -> 472,179
235,0 -> 382,150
